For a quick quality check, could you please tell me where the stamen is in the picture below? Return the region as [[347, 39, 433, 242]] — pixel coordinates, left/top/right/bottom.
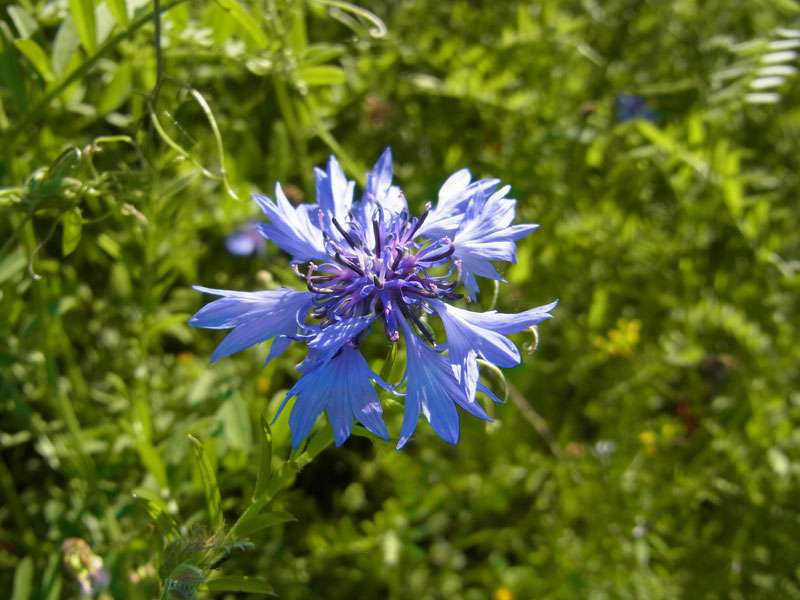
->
[[391, 247, 405, 271], [406, 202, 431, 240], [332, 217, 360, 249], [334, 252, 365, 276]]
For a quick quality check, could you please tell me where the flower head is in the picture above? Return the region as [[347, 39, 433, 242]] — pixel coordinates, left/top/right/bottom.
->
[[191, 149, 556, 448]]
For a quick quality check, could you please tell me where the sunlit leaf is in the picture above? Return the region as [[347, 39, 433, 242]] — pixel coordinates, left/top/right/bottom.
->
[[68, 0, 97, 54], [61, 207, 82, 256], [14, 39, 54, 82]]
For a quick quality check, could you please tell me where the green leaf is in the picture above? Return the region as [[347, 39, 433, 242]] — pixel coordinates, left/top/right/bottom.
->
[[219, 393, 253, 452], [230, 511, 296, 538], [69, 0, 97, 54], [40, 553, 62, 600], [132, 487, 179, 536], [0, 22, 29, 112], [51, 17, 80, 77], [11, 556, 33, 600], [13, 39, 54, 82], [295, 64, 347, 86], [253, 414, 272, 501], [6, 5, 38, 39], [97, 62, 132, 114], [106, 0, 128, 26], [61, 207, 83, 256], [214, 0, 268, 48], [203, 576, 275, 595], [303, 43, 345, 65], [189, 434, 223, 530], [0, 248, 26, 285]]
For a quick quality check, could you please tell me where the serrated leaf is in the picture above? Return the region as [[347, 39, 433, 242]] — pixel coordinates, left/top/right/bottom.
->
[[296, 64, 346, 86], [215, 0, 268, 48], [189, 434, 223, 530], [69, 0, 97, 54], [14, 39, 54, 82], [11, 556, 33, 600], [106, 0, 128, 26], [61, 207, 82, 256], [232, 511, 296, 538], [203, 576, 275, 595]]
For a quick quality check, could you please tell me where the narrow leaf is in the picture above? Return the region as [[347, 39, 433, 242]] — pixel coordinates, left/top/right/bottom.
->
[[68, 0, 97, 54], [132, 488, 179, 536], [215, 0, 268, 48], [106, 0, 128, 26], [231, 511, 296, 538], [51, 17, 80, 77], [11, 556, 33, 600], [61, 207, 83, 256], [203, 576, 275, 595], [253, 414, 273, 501], [296, 64, 346, 86], [6, 5, 38, 39], [0, 22, 29, 112], [97, 62, 131, 114], [14, 39, 54, 82], [189, 434, 223, 530]]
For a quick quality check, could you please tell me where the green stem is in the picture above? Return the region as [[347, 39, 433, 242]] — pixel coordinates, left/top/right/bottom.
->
[[273, 77, 313, 192]]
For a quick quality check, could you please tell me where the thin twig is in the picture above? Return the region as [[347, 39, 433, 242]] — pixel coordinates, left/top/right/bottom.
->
[[507, 381, 561, 457]]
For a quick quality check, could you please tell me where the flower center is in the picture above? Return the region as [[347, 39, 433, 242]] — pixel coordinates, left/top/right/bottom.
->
[[294, 205, 461, 341]]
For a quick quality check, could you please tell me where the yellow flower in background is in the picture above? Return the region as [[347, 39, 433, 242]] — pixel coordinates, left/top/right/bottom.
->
[[493, 585, 513, 600], [639, 430, 658, 455], [594, 318, 641, 357]]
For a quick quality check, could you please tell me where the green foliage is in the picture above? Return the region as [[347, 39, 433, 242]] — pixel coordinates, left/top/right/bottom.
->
[[1, 0, 799, 598]]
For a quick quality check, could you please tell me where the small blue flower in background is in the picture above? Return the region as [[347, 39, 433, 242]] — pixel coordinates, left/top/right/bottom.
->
[[225, 220, 266, 256], [615, 94, 658, 122], [191, 149, 557, 449]]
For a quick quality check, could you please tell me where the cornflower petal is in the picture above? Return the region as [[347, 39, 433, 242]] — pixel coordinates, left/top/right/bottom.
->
[[254, 184, 326, 261], [416, 172, 501, 239], [189, 287, 312, 362], [298, 314, 375, 372], [432, 300, 557, 405], [397, 314, 488, 448], [451, 186, 539, 299], [316, 155, 356, 237], [432, 300, 521, 368], [279, 345, 390, 448]]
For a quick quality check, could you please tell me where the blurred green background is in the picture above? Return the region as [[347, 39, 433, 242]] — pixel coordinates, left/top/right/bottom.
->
[[2, 0, 800, 598]]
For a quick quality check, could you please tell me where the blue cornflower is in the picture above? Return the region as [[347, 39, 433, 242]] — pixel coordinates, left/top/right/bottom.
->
[[190, 149, 557, 448], [615, 94, 658, 122], [225, 220, 266, 256]]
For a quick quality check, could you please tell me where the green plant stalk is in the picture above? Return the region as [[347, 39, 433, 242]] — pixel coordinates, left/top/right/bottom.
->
[[273, 76, 313, 193]]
